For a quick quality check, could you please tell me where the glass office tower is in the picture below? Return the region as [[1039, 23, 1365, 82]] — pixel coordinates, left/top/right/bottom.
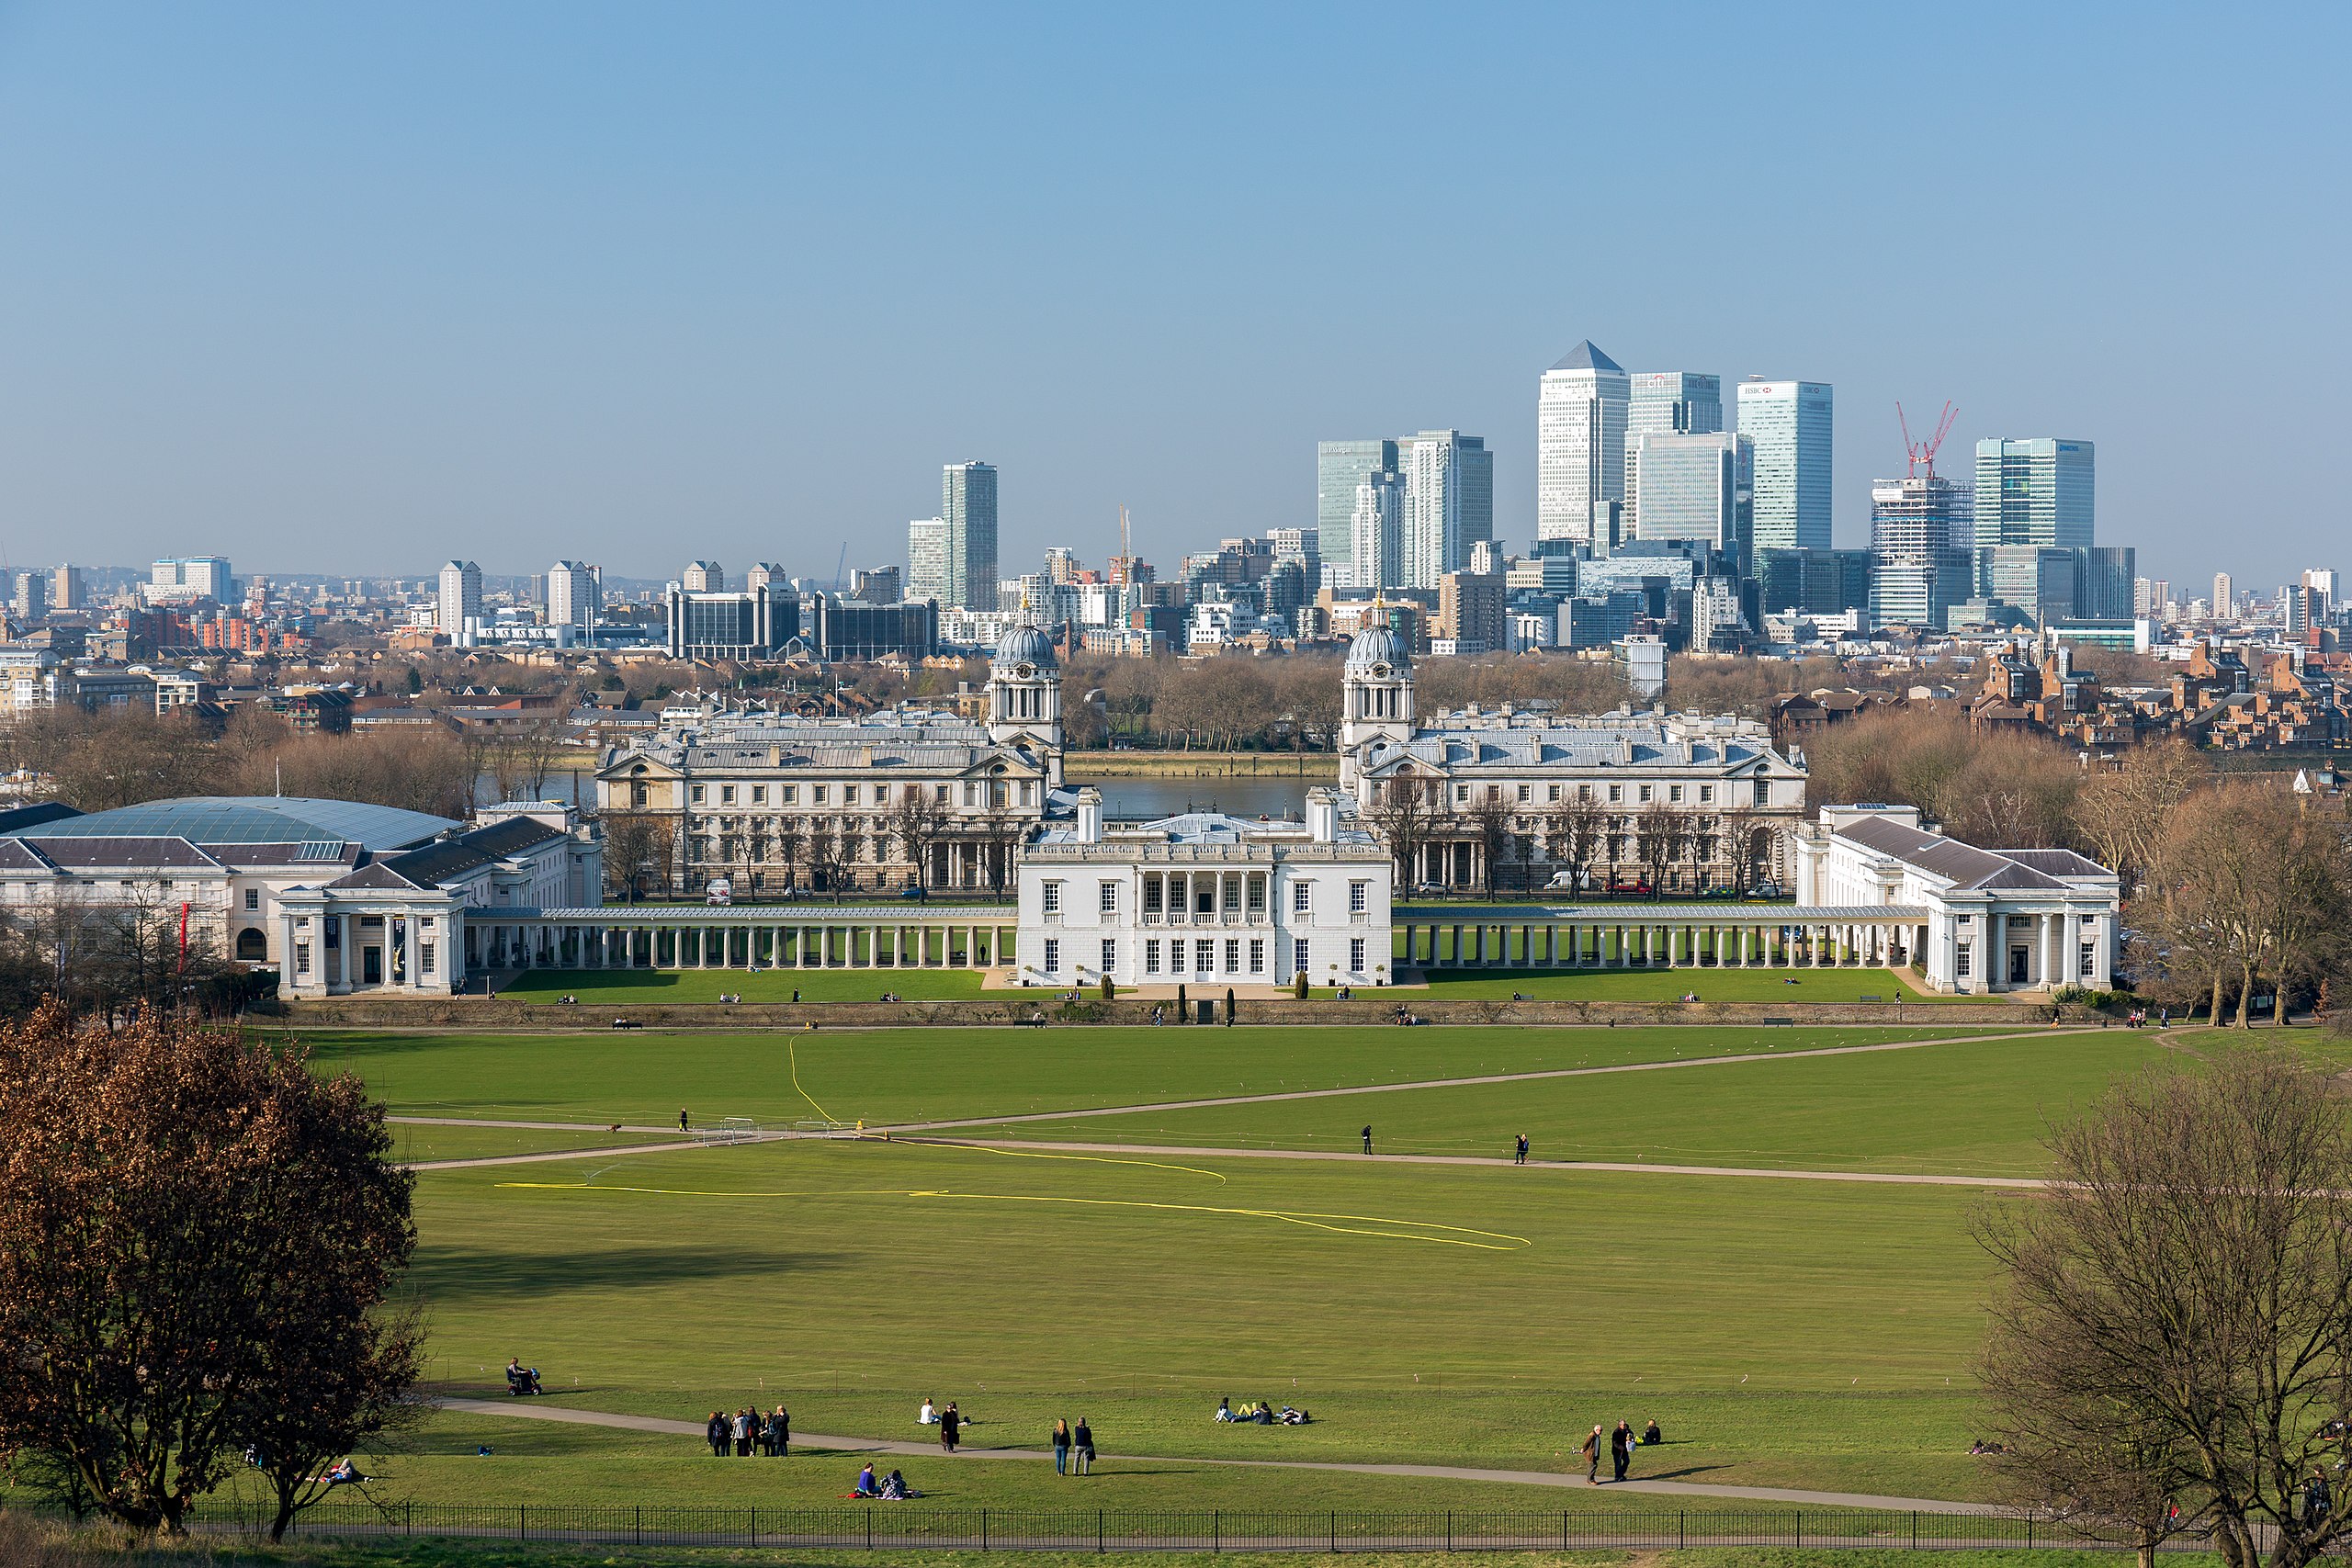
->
[[1629, 431, 1751, 573], [1537, 342, 1630, 544], [1736, 379, 1834, 553], [1973, 438, 2094, 550], [1624, 372, 1723, 535], [944, 461, 999, 611], [1317, 439, 1400, 582]]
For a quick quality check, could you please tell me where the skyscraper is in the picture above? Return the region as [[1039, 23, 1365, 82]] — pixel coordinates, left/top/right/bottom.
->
[[907, 518, 949, 602], [944, 460, 999, 611], [1736, 380, 1834, 552], [1624, 372, 1723, 535], [1401, 431, 1493, 589], [1537, 342, 1630, 544], [1869, 471, 1973, 629], [1317, 439, 1400, 577], [52, 564, 84, 611], [2212, 572, 2234, 617], [547, 561, 600, 631], [1628, 431, 1752, 572], [436, 560, 481, 644], [1972, 439, 2094, 550], [1350, 471, 1406, 591], [13, 571, 48, 623]]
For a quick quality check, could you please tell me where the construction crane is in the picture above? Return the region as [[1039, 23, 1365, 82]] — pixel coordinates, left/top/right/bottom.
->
[[1896, 400, 1958, 479], [834, 542, 847, 593]]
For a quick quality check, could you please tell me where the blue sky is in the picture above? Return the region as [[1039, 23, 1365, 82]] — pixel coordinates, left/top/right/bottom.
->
[[2, 1, 2343, 591]]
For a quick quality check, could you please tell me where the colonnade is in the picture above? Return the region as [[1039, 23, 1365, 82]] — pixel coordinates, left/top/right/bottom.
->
[[1403, 915, 1923, 972], [466, 911, 1018, 972]]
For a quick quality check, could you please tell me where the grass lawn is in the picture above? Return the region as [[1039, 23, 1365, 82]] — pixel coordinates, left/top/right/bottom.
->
[[952, 1029, 2190, 1179], [401, 1135, 2004, 1502], [300, 1024, 2029, 1132], [1401, 968, 1954, 1004], [394, 1123, 697, 1165], [500, 968, 991, 1004]]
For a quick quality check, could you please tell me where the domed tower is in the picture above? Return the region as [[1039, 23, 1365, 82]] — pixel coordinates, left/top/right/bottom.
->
[[987, 621, 1064, 782], [1340, 605, 1416, 789]]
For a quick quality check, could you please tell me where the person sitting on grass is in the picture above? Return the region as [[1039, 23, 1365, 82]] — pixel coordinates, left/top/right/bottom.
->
[[881, 1469, 919, 1499], [316, 1459, 367, 1488], [1643, 1418, 1662, 1446], [1215, 1397, 1234, 1422], [854, 1463, 880, 1496]]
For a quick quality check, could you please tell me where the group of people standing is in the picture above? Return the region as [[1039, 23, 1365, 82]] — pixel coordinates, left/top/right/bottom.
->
[[1580, 1418, 1663, 1483], [1049, 1417, 1098, 1474], [707, 1404, 789, 1457]]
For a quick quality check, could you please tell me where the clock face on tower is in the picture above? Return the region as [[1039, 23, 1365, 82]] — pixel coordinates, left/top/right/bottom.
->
[[1014, 663, 1035, 680], [1370, 663, 1391, 680]]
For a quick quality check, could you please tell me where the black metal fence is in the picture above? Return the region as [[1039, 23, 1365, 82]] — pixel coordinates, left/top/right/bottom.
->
[[195, 1500, 2231, 1554]]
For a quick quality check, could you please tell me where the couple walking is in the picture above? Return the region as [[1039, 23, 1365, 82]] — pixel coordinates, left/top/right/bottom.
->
[[1581, 1420, 1635, 1483], [1049, 1416, 1097, 1475]]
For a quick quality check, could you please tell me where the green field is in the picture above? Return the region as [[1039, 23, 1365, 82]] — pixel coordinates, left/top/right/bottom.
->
[[499, 967, 991, 1004], [1400, 967, 1953, 1003], [951, 1028, 2162, 1177], [300, 1024, 2030, 1132], [394, 1123, 696, 1165], [248, 1019, 2280, 1525]]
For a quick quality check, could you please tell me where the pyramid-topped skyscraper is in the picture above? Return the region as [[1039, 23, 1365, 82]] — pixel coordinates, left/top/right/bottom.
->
[[1538, 341, 1631, 544]]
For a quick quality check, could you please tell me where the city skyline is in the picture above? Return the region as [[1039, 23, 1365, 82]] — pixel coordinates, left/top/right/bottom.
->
[[2, 4, 2344, 586]]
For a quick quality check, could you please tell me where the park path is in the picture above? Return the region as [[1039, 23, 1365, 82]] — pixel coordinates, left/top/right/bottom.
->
[[883, 1025, 2106, 1134], [436, 1397, 1999, 1516], [914, 1136, 2049, 1190]]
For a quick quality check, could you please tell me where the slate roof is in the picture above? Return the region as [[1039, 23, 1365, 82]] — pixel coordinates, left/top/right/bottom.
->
[[375, 816, 565, 887], [21, 838, 229, 871], [1, 796, 454, 852], [1836, 815, 2077, 892], [1360, 725, 1779, 774], [1548, 340, 1623, 374], [0, 802, 82, 834]]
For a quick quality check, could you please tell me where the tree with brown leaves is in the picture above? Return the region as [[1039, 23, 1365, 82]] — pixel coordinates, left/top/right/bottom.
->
[[0, 1005, 421, 1539], [1977, 1051, 2352, 1568]]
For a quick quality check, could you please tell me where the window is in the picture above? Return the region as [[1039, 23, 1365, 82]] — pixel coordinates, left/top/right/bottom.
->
[[1698, 784, 1713, 804], [1349, 937, 1366, 971], [1349, 881, 1368, 914], [1752, 779, 1770, 806], [814, 785, 829, 805], [1668, 784, 1682, 803], [1608, 784, 1623, 803], [1516, 784, 1531, 803], [1294, 936, 1309, 973], [1224, 939, 1240, 973], [1638, 784, 1653, 803], [933, 784, 949, 802], [691, 785, 706, 804], [1194, 938, 1214, 972], [1248, 939, 1264, 975], [1246, 877, 1265, 913], [752, 785, 766, 805], [1194, 883, 1214, 915], [1547, 784, 1562, 803], [720, 785, 735, 805], [1099, 881, 1118, 913], [963, 782, 978, 807], [1145, 940, 1161, 975], [843, 784, 858, 805], [1957, 946, 1973, 978], [1578, 784, 1593, 802], [782, 784, 797, 805], [1145, 880, 1163, 913], [243, 888, 259, 911], [1454, 784, 1470, 804], [295, 942, 311, 977], [420, 942, 435, 976], [1021, 781, 1036, 806], [1292, 882, 1311, 914], [1044, 938, 1059, 973], [1102, 938, 1117, 975], [2079, 943, 2096, 978], [1041, 881, 1061, 914]]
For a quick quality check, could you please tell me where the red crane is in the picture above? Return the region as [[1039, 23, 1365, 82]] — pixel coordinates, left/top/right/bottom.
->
[[1896, 400, 1958, 479]]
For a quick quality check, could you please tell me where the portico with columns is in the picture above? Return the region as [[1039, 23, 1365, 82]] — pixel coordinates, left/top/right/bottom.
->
[[455, 905, 1018, 978]]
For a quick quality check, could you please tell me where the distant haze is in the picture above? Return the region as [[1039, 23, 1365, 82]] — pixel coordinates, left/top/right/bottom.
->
[[1, 3, 2343, 590]]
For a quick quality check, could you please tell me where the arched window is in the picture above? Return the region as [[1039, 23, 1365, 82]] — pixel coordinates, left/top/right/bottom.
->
[[235, 928, 268, 961]]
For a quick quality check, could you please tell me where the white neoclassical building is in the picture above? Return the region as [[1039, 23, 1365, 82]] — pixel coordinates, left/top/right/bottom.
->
[[1013, 787, 1395, 990], [1793, 805, 2119, 995]]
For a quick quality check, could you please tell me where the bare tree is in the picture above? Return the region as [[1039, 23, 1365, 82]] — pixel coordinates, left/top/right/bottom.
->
[[1634, 804, 1687, 893], [1365, 777, 1438, 890], [889, 787, 951, 893], [2074, 740, 2209, 894], [598, 812, 674, 902], [1544, 796, 1603, 895], [1466, 789, 1513, 897], [1977, 1051, 2352, 1568]]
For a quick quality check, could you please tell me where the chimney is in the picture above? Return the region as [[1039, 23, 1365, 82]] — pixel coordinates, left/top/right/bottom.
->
[[1306, 787, 1339, 844], [1076, 787, 1102, 845]]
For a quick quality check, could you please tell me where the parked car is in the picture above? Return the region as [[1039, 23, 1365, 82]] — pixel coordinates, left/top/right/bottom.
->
[[1413, 882, 1450, 897], [1544, 871, 1583, 890]]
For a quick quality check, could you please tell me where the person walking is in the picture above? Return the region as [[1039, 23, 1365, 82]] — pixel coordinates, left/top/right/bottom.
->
[[1073, 1416, 1095, 1475], [1052, 1418, 1072, 1474], [1580, 1424, 1602, 1484], [940, 1402, 961, 1452], [1362, 1124, 1374, 1155], [680, 1109, 691, 1132], [1611, 1419, 1632, 1483], [706, 1411, 729, 1458], [1514, 1134, 1529, 1165]]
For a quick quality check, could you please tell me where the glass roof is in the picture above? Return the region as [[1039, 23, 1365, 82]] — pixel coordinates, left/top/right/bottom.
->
[[6, 796, 457, 851]]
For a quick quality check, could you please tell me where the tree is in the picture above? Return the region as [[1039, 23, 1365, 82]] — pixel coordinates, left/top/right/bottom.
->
[[1465, 790, 1513, 897], [1545, 796, 1603, 894], [2073, 740, 2209, 894], [1977, 1051, 2352, 1568], [599, 811, 675, 900], [1634, 804, 1686, 892], [2144, 783, 2352, 1026], [1365, 776, 1437, 888], [0, 1004, 420, 1538], [890, 787, 951, 892]]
